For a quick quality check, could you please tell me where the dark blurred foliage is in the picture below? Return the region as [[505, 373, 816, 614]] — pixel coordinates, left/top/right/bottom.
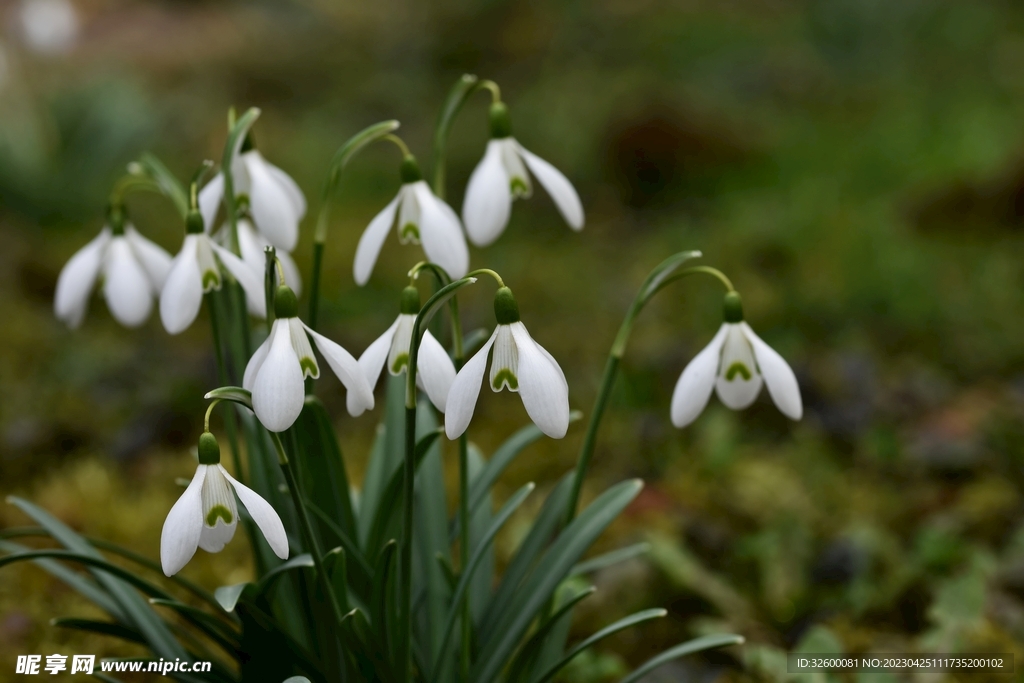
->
[[2, 0, 1024, 680]]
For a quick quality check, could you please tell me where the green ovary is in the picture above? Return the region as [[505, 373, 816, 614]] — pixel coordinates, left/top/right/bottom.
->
[[399, 223, 420, 243], [206, 505, 233, 526], [492, 369, 519, 391], [724, 362, 753, 381], [390, 353, 409, 374]]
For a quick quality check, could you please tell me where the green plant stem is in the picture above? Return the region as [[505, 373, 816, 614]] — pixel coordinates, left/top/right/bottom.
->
[[205, 292, 244, 483], [221, 108, 260, 254], [307, 242, 324, 330], [451, 300, 472, 682], [270, 432, 345, 629], [431, 75, 502, 200]]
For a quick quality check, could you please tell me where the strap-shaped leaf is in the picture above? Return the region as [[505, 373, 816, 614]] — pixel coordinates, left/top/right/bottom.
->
[[359, 375, 406, 546], [214, 583, 252, 613], [505, 582, 596, 683], [571, 543, 650, 576], [617, 634, 745, 683], [471, 479, 644, 683], [370, 541, 398, 682], [147, 599, 241, 657], [303, 498, 373, 589], [256, 553, 315, 594], [51, 617, 145, 645]]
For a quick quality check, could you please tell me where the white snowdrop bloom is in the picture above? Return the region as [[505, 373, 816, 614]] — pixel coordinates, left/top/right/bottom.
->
[[159, 211, 267, 335], [359, 287, 456, 413], [671, 292, 802, 428], [445, 287, 569, 440], [160, 433, 288, 576], [353, 155, 468, 285], [54, 220, 172, 329], [215, 218, 301, 295], [18, 0, 78, 55], [198, 143, 306, 253], [243, 286, 375, 432], [462, 102, 584, 247]]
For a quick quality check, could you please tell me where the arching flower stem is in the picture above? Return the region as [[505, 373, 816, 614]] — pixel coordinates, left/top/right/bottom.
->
[[565, 255, 734, 523], [431, 74, 502, 200]]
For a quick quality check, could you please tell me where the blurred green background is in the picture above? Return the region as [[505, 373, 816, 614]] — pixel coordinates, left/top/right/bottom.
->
[[3, 0, 1024, 680]]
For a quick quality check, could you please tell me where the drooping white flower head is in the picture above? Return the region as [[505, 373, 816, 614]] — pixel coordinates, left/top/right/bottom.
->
[[353, 154, 468, 285], [462, 102, 584, 247], [18, 0, 78, 55], [54, 215, 172, 329], [243, 285, 375, 432], [445, 286, 569, 439], [214, 217, 301, 295], [359, 286, 456, 413], [160, 432, 288, 576], [198, 140, 306, 253], [159, 210, 266, 335], [671, 292, 802, 428]]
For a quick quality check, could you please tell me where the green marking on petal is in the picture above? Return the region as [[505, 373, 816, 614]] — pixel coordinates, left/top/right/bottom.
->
[[202, 269, 221, 291], [399, 223, 420, 243], [491, 369, 519, 391], [206, 505, 233, 527], [299, 357, 319, 378], [390, 353, 409, 375], [724, 362, 752, 381], [510, 177, 529, 197]]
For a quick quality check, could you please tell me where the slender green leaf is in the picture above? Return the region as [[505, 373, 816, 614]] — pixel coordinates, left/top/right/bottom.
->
[[325, 547, 350, 613], [214, 584, 251, 613], [638, 250, 704, 304], [303, 498, 373, 587], [255, 553, 314, 594], [323, 120, 400, 194], [505, 582, 595, 683], [136, 152, 189, 218], [617, 634, 745, 683], [370, 540, 398, 682], [571, 543, 651, 576], [431, 73, 480, 197], [359, 375, 406, 547], [52, 618, 145, 645]]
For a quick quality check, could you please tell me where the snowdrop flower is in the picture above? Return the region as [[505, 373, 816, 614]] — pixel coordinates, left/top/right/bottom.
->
[[462, 102, 584, 247], [54, 213, 172, 329], [244, 286, 374, 432], [354, 155, 468, 285], [198, 138, 306, 252], [161, 432, 288, 576], [446, 286, 569, 439], [18, 0, 78, 55], [219, 217, 301, 295], [359, 286, 456, 412], [671, 292, 802, 428], [160, 210, 267, 334]]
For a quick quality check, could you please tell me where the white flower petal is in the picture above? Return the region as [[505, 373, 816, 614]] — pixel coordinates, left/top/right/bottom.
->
[[125, 226, 172, 291], [211, 242, 267, 319], [445, 328, 499, 439], [221, 465, 289, 560], [500, 138, 532, 198], [715, 324, 763, 410], [670, 324, 728, 428], [198, 465, 238, 553], [263, 159, 307, 219], [160, 235, 204, 335], [102, 237, 153, 327], [304, 324, 375, 417], [359, 317, 400, 391], [252, 319, 305, 432], [418, 329, 457, 413], [742, 322, 802, 420], [160, 465, 206, 576], [236, 219, 265, 274], [413, 182, 469, 279], [198, 173, 224, 233], [489, 324, 519, 392], [243, 335, 272, 392], [244, 151, 300, 252], [509, 322, 570, 438], [462, 140, 512, 247], [518, 143, 584, 231], [353, 194, 400, 286], [54, 228, 109, 329]]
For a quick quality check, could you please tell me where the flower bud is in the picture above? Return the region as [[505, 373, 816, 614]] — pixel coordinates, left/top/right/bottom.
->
[[489, 102, 512, 139], [198, 431, 221, 465], [723, 291, 744, 323], [400, 286, 421, 315], [399, 155, 422, 184], [185, 209, 205, 235], [275, 284, 298, 319], [493, 286, 520, 324]]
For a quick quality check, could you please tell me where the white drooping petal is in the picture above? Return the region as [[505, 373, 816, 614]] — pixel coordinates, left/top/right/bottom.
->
[[198, 464, 238, 553], [418, 329, 457, 413], [500, 138, 532, 198], [359, 317, 400, 390], [243, 335, 272, 392], [715, 324, 763, 410], [54, 228, 109, 329], [670, 324, 728, 428], [125, 226, 172, 291], [489, 324, 519, 392], [252, 319, 305, 432], [244, 151, 300, 252], [210, 242, 267, 319], [509, 322, 570, 439], [742, 322, 802, 420], [445, 328, 499, 439], [387, 314, 416, 375], [160, 465, 207, 576], [354, 194, 400, 286], [289, 317, 319, 379], [236, 219, 302, 295], [462, 139, 512, 247], [198, 173, 225, 233], [413, 182, 469, 280], [102, 236, 153, 328], [160, 235, 204, 335], [518, 143, 585, 231], [304, 324, 376, 418], [263, 160, 307, 219], [221, 465, 289, 560]]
